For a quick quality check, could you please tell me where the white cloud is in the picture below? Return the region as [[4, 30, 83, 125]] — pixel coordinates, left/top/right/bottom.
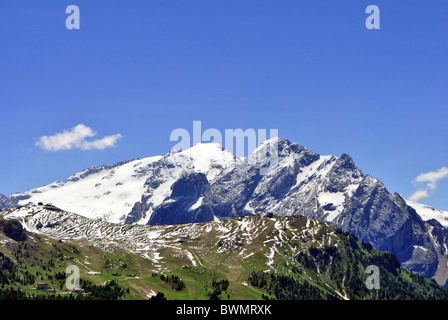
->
[[409, 167, 448, 203], [35, 124, 122, 151], [408, 189, 429, 202], [414, 167, 448, 190]]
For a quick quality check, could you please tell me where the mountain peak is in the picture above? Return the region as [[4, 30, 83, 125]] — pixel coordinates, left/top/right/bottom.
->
[[335, 153, 357, 170], [406, 200, 448, 227], [181, 142, 228, 156], [171, 142, 237, 175], [250, 137, 290, 155]]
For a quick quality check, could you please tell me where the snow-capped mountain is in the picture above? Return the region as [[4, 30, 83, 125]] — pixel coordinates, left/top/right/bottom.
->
[[406, 200, 448, 227], [9, 143, 236, 224], [9, 157, 161, 223], [2, 137, 448, 287]]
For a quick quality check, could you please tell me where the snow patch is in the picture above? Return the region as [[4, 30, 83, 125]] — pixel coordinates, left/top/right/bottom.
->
[[318, 191, 345, 222], [406, 200, 448, 227], [188, 197, 203, 212]]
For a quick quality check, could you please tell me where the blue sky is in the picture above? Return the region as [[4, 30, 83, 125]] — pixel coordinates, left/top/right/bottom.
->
[[1, 1, 448, 210]]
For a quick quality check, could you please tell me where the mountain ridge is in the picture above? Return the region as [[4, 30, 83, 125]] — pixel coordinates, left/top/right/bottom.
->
[[2, 138, 448, 287]]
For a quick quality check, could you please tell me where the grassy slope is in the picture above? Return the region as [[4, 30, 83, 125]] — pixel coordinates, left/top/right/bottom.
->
[[1, 214, 447, 300]]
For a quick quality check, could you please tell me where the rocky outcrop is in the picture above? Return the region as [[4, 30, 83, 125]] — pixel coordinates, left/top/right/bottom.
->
[[0, 194, 18, 211], [0, 219, 27, 241], [148, 172, 215, 225]]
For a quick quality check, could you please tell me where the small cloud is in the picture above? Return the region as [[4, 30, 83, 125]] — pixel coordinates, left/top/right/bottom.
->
[[409, 167, 448, 203], [409, 189, 429, 202], [35, 124, 122, 151], [414, 167, 448, 190]]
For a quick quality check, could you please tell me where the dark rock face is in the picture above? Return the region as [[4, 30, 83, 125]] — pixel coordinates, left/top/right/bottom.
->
[[325, 154, 361, 193], [422, 219, 448, 286], [148, 172, 215, 225], [209, 166, 263, 218], [124, 160, 167, 224], [149, 199, 215, 225], [337, 181, 438, 278], [125, 201, 148, 224], [0, 219, 27, 241], [170, 171, 208, 199], [337, 177, 409, 251]]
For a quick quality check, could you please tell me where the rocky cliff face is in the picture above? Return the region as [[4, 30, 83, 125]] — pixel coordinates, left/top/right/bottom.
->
[[147, 171, 215, 225], [0, 194, 18, 211]]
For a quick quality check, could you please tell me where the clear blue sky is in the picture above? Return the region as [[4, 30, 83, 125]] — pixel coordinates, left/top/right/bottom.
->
[[1, 1, 447, 210]]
